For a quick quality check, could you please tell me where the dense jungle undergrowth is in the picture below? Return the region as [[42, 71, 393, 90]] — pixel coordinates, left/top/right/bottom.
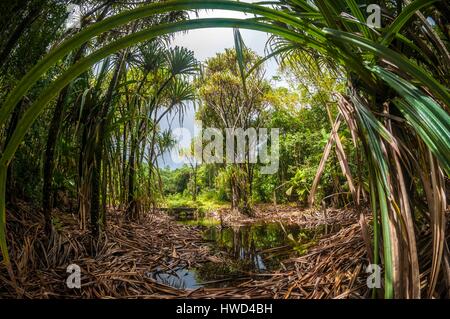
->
[[0, 0, 449, 299]]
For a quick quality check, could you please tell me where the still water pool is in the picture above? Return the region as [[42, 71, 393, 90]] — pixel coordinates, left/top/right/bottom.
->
[[151, 214, 326, 289]]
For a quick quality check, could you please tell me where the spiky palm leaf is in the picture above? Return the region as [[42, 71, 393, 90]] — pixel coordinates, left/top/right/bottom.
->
[[0, 0, 448, 299]]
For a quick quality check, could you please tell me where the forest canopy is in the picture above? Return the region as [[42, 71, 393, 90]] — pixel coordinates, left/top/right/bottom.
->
[[0, 0, 449, 300]]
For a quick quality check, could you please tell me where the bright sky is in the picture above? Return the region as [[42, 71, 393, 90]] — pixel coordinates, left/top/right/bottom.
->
[[171, 6, 279, 80], [66, 2, 284, 169], [160, 4, 286, 169]]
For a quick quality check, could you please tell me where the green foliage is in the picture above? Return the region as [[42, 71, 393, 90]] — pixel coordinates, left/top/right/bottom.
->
[[214, 168, 231, 202], [165, 192, 227, 213], [0, 0, 449, 299], [252, 171, 278, 203], [160, 166, 191, 195], [261, 81, 354, 205]]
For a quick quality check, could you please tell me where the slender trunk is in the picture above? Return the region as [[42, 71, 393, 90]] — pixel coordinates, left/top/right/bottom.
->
[[121, 125, 128, 207], [108, 162, 114, 209], [90, 53, 126, 237], [230, 172, 239, 211], [240, 164, 252, 216], [0, 3, 42, 70], [123, 72, 147, 213], [77, 125, 89, 231], [42, 86, 68, 234], [90, 148, 101, 237], [101, 159, 108, 229], [126, 138, 138, 220], [3, 99, 24, 204], [42, 45, 86, 235], [192, 165, 197, 201]]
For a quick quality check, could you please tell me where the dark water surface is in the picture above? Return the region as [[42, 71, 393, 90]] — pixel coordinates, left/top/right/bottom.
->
[[152, 212, 326, 289]]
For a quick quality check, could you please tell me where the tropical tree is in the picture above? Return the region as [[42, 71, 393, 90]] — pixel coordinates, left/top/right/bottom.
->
[[0, 0, 448, 299], [197, 48, 271, 215], [124, 43, 198, 219]]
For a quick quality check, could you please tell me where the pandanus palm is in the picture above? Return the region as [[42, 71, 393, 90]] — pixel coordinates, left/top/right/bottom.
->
[[0, 0, 449, 298], [124, 44, 198, 219]]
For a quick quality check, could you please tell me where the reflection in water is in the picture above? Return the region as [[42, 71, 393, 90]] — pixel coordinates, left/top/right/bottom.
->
[[147, 267, 201, 289], [151, 214, 328, 289], [203, 223, 307, 272]]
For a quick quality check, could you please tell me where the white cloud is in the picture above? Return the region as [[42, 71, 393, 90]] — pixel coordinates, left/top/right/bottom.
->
[[171, 6, 278, 78], [160, 3, 290, 169], [65, 4, 81, 30]]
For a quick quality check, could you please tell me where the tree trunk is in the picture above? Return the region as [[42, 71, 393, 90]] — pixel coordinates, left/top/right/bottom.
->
[[77, 125, 90, 231], [230, 172, 239, 211], [42, 86, 68, 235], [0, 2, 42, 71], [3, 99, 24, 204], [42, 45, 86, 236], [101, 158, 108, 229], [121, 124, 128, 208], [89, 53, 126, 236], [126, 138, 138, 220], [90, 146, 101, 238], [192, 164, 198, 201]]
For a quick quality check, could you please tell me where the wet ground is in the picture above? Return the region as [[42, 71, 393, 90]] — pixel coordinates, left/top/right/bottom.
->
[[150, 210, 330, 289]]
